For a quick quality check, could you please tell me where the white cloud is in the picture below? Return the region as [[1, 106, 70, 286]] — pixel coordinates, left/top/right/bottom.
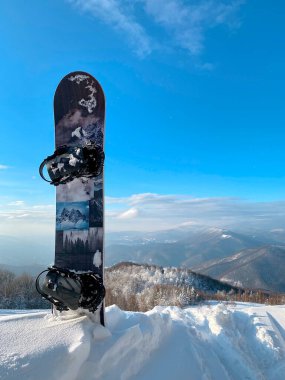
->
[[0, 201, 55, 241], [0, 164, 8, 170], [270, 228, 284, 233], [68, 0, 245, 58], [144, 0, 245, 55], [2, 192, 284, 233], [106, 192, 285, 232], [117, 207, 139, 219], [16, 214, 29, 218], [68, 0, 152, 57], [0, 202, 54, 223], [105, 196, 128, 204], [8, 200, 25, 207], [32, 204, 54, 210]]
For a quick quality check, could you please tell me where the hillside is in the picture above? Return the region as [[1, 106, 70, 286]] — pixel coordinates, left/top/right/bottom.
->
[[105, 227, 285, 293], [105, 262, 244, 311], [193, 246, 285, 292], [1, 303, 285, 379]]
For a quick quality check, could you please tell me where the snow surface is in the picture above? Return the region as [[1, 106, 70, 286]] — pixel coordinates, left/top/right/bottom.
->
[[1, 303, 285, 380]]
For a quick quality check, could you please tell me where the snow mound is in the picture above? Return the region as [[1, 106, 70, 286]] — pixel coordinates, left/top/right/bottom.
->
[[1, 303, 285, 380]]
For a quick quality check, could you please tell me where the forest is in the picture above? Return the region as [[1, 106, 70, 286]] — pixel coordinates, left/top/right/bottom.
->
[[1, 264, 285, 311]]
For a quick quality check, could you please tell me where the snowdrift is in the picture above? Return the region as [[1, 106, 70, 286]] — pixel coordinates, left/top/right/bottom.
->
[[1, 303, 285, 380]]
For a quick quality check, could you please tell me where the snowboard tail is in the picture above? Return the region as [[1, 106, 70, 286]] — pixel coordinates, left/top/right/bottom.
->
[[36, 72, 105, 325]]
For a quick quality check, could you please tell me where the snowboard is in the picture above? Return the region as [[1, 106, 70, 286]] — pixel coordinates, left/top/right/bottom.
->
[[38, 71, 105, 325]]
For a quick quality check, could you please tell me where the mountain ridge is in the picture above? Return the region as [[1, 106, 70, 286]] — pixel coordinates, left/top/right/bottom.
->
[[192, 245, 285, 292]]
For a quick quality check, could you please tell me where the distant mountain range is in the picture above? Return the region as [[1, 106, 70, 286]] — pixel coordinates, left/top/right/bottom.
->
[[192, 245, 285, 292], [0, 234, 53, 267], [1, 224, 285, 293], [105, 226, 285, 293], [105, 226, 274, 267]]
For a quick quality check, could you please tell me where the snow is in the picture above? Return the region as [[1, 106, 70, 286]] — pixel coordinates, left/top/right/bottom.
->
[[1, 303, 285, 380]]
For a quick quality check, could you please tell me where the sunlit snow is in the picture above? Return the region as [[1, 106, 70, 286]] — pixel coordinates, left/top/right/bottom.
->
[[1, 302, 285, 380]]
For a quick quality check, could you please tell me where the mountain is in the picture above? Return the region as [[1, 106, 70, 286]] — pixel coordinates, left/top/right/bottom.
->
[[105, 227, 285, 293], [105, 226, 266, 268], [106, 262, 241, 300], [2, 224, 285, 293], [104, 262, 282, 311], [0, 263, 46, 277], [0, 225, 279, 268], [0, 234, 53, 267], [192, 245, 285, 292]]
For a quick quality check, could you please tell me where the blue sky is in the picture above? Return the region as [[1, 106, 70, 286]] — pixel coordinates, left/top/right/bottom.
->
[[1, 0, 285, 241]]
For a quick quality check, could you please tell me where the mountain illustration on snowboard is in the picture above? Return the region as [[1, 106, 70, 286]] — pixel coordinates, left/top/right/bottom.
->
[[56, 201, 89, 230]]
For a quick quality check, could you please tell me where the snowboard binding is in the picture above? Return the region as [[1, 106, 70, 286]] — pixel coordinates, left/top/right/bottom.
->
[[39, 143, 105, 186], [35, 266, 105, 312]]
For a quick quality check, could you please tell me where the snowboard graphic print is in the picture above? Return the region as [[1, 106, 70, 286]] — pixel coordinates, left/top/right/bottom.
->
[[53, 72, 105, 324]]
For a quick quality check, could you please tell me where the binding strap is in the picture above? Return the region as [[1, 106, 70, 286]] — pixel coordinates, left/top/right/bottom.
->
[[39, 144, 104, 186], [35, 266, 105, 312]]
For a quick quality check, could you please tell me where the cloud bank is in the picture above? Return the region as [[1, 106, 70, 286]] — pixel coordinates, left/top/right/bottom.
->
[[106, 192, 285, 232], [2, 192, 283, 235], [0, 201, 55, 237]]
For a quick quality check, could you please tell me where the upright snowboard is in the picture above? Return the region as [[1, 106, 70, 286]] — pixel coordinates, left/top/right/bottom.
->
[[36, 72, 105, 325]]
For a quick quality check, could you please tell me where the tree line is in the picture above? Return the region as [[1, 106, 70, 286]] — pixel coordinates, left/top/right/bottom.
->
[[0, 269, 49, 309], [0, 267, 284, 311]]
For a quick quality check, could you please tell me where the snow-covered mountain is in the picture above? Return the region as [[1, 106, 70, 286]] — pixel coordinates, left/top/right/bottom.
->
[[193, 245, 285, 292], [1, 303, 285, 380], [107, 262, 238, 294], [105, 227, 285, 293], [105, 262, 243, 311], [2, 225, 285, 294], [106, 226, 277, 268]]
